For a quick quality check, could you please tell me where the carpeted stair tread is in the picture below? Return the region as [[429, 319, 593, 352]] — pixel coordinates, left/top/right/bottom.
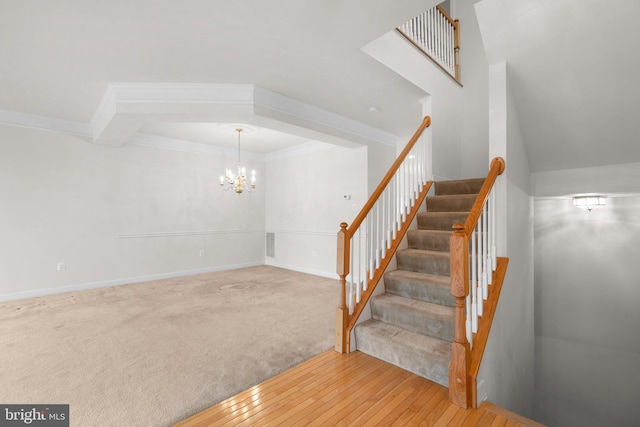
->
[[417, 212, 469, 231], [371, 294, 454, 341], [384, 270, 454, 307], [407, 229, 452, 252], [353, 177, 484, 388], [426, 194, 477, 212], [355, 319, 451, 387], [435, 178, 485, 196], [396, 248, 450, 276]]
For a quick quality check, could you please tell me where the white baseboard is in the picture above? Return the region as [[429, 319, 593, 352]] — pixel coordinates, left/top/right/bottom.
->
[[0, 262, 263, 302], [265, 260, 338, 280]]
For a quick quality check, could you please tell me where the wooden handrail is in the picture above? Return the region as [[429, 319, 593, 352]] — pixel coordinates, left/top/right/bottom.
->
[[345, 115, 431, 236], [436, 4, 456, 26], [459, 157, 505, 237], [449, 157, 505, 408], [335, 116, 432, 353], [470, 257, 508, 407]]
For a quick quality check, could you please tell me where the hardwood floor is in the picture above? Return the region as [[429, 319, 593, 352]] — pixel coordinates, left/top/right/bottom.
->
[[174, 350, 543, 426]]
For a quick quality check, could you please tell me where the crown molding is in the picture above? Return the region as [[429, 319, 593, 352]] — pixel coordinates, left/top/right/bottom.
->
[[0, 109, 92, 138], [253, 85, 398, 147], [1, 83, 400, 150]]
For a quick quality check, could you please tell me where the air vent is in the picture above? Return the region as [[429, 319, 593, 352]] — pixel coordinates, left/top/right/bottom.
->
[[266, 232, 275, 257]]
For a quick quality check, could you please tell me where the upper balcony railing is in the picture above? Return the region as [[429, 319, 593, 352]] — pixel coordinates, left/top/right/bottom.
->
[[397, 4, 460, 83]]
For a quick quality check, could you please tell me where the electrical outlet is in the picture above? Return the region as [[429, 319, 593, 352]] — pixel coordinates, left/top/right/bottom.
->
[[199, 250, 205, 257], [57, 262, 66, 271], [312, 250, 317, 258]]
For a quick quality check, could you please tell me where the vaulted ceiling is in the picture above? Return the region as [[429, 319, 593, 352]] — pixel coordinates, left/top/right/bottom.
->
[[476, 0, 640, 172], [0, 0, 435, 153], [2, 0, 639, 173]]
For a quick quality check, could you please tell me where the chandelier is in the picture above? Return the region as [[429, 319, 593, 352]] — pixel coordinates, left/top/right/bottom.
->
[[219, 128, 256, 193]]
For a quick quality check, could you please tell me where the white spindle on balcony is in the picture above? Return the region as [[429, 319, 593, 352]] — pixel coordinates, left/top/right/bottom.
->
[[398, 4, 460, 82]]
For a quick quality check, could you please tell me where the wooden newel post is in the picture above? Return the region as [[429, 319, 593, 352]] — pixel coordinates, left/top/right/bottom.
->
[[335, 222, 350, 353], [449, 222, 471, 408]]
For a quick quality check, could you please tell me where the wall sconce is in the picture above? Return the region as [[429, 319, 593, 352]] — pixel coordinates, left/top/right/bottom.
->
[[573, 195, 606, 211]]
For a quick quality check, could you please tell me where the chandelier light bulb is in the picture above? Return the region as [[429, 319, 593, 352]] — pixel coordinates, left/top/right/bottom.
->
[[219, 128, 256, 194]]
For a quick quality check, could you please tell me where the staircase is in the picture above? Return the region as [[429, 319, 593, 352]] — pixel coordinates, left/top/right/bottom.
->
[[354, 177, 485, 387]]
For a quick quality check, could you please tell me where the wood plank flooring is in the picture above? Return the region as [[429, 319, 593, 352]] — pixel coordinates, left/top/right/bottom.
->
[[174, 350, 544, 427]]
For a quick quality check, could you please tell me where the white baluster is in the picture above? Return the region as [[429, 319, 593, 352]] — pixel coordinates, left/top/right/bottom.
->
[[392, 176, 398, 236], [380, 193, 384, 258], [447, 22, 452, 72], [442, 14, 447, 66], [477, 212, 484, 317], [428, 9, 433, 57], [368, 215, 374, 280], [417, 137, 423, 187], [420, 13, 426, 49], [350, 236, 356, 304], [424, 11, 429, 49], [405, 159, 411, 215], [378, 200, 382, 266], [471, 228, 478, 333], [400, 162, 405, 216], [410, 150, 416, 204], [387, 188, 391, 241], [348, 274, 353, 313], [356, 227, 363, 294], [490, 189, 496, 271], [437, 14, 442, 64], [483, 203, 489, 299], [466, 294, 473, 348]]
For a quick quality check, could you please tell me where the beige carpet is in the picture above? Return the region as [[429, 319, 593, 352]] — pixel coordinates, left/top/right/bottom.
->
[[0, 266, 340, 426]]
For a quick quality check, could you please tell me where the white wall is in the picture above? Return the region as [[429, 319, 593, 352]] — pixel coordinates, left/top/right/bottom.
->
[[532, 161, 640, 198], [362, 0, 490, 181], [457, 0, 491, 179], [533, 195, 640, 426], [264, 142, 368, 277], [0, 125, 265, 300], [479, 61, 536, 417]]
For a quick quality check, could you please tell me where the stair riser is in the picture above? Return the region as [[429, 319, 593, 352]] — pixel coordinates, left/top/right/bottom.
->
[[384, 275, 455, 307], [397, 252, 450, 276], [371, 299, 454, 342], [355, 321, 450, 387], [435, 178, 485, 196], [407, 231, 450, 252], [426, 195, 477, 212], [417, 212, 469, 231]]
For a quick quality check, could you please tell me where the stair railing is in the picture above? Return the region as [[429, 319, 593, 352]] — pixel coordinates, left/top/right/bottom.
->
[[449, 157, 505, 408], [335, 116, 433, 353], [397, 4, 460, 83]]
